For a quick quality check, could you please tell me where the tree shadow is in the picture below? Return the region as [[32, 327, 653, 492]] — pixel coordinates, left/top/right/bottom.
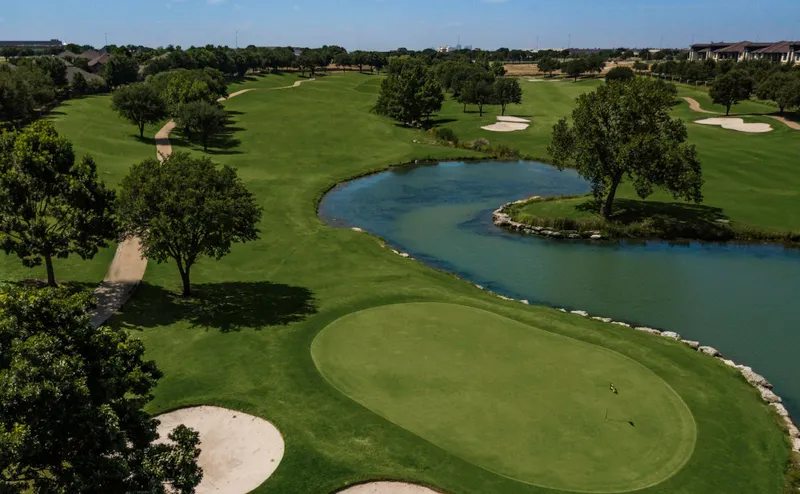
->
[[115, 281, 317, 333], [6, 279, 96, 294], [427, 118, 458, 126], [774, 111, 800, 124], [575, 198, 730, 234]]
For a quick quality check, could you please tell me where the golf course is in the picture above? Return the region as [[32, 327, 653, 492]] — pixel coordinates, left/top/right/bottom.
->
[[1, 72, 795, 493]]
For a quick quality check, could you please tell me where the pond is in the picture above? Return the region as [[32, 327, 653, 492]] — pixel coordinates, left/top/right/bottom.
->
[[319, 160, 800, 418]]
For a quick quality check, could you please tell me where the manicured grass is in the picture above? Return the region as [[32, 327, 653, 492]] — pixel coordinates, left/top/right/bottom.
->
[[2, 73, 790, 492], [438, 78, 800, 234], [0, 95, 158, 284], [312, 302, 696, 493], [108, 74, 787, 493]]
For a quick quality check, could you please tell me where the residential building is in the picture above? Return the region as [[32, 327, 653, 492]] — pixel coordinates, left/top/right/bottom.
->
[[0, 39, 63, 49], [689, 41, 800, 64], [436, 46, 451, 53]]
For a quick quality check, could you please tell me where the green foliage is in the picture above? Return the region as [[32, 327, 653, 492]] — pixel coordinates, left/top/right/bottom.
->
[[457, 72, 495, 116], [563, 59, 589, 81], [548, 77, 702, 218], [70, 71, 89, 96], [710, 70, 754, 115], [756, 72, 800, 112], [537, 57, 560, 77], [111, 82, 168, 138], [0, 286, 202, 494], [605, 66, 635, 82], [147, 68, 227, 115], [0, 121, 117, 286], [334, 52, 352, 72], [430, 126, 458, 144], [118, 152, 262, 296], [493, 77, 523, 116], [176, 100, 229, 151], [103, 55, 139, 88], [491, 61, 507, 77], [0, 66, 36, 126], [14, 56, 68, 88], [86, 77, 108, 95], [633, 61, 649, 73], [374, 57, 444, 126]]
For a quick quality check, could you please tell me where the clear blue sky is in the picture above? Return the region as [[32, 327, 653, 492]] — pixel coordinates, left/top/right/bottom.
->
[[3, 0, 799, 51]]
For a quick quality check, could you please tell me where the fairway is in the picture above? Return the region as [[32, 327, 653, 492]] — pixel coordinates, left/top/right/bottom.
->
[[312, 303, 696, 492]]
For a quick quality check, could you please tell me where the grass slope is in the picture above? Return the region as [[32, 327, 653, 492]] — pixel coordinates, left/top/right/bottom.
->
[[313, 302, 696, 493], [438, 79, 800, 235], [105, 73, 788, 493], [0, 96, 158, 284]]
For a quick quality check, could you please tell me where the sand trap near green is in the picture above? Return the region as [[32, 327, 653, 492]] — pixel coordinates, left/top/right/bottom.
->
[[312, 303, 696, 493]]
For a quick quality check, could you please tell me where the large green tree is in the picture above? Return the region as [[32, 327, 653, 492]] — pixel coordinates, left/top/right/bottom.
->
[[605, 66, 635, 82], [0, 122, 117, 286], [374, 57, 444, 126], [118, 152, 262, 297], [710, 70, 754, 115], [756, 72, 800, 113], [457, 72, 495, 116], [493, 77, 523, 116], [103, 55, 139, 88], [0, 286, 202, 494], [111, 82, 168, 138], [548, 77, 703, 218], [537, 57, 560, 77], [563, 59, 589, 81], [176, 100, 228, 151]]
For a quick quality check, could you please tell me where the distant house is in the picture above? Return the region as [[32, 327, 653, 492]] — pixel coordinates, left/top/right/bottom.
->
[[78, 50, 104, 61], [0, 39, 63, 49], [87, 53, 111, 73], [58, 50, 79, 59], [689, 41, 800, 64]]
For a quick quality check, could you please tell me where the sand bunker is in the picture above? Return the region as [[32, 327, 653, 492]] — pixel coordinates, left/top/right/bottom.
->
[[695, 117, 773, 133], [156, 406, 284, 494], [336, 482, 442, 494], [482, 115, 530, 132]]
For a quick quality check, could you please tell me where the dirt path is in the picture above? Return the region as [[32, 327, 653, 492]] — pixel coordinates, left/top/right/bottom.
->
[[683, 96, 799, 130], [91, 78, 316, 327], [217, 78, 315, 102], [682, 97, 718, 114]]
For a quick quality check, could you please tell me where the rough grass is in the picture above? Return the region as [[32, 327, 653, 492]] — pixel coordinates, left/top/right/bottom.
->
[[1, 73, 791, 493]]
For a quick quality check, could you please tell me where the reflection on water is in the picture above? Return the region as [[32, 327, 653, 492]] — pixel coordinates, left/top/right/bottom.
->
[[319, 160, 800, 418]]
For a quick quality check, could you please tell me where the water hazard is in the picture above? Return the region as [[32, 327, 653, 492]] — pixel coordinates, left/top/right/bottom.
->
[[319, 160, 800, 417]]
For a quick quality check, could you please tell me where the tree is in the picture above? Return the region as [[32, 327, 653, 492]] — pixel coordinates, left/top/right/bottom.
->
[[493, 77, 523, 116], [756, 72, 799, 112], [563, 59, 588, 81], [0, 66, 35, 126], [491, 61, 507, 77], [458, 73, 495, 116], [70, 71, 89, 96], [0, 286, 202, 493], [334, 52, 352, 73], [103, 55, 139, 87], [111, 82, 168, 138], [374, 57, 444, 126], [633, 61, 649, 73], [710, 70, 755, 115], [0, 122, 117, 287], [605, 66, 635, 82], [118, 152, 262, 297], [351, 50, 368, 73], [538, 57, 560, 77], [548, 77, 702, 218], [176, 100, 228, 152]]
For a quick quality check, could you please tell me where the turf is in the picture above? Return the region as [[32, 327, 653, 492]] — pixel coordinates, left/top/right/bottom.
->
[[312, 302, 696, 493], [0, 96, 158, 284], [2, 73, 790, 493]]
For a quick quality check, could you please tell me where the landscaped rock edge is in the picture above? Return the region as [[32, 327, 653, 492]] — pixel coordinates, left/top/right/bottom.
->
[[492, 199, 607, 240], [348, 226, 800, 455]]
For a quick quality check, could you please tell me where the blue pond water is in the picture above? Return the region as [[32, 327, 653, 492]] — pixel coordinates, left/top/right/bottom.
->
[[319, 160, 800, 418]]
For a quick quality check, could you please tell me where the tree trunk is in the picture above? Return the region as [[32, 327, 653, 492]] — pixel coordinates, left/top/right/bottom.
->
[[463, 102, 467, 113], [726, 103, 731, 116], [177, 262, 192, 297], [478, 103, 483, 116], [600, 178, 621, 219], [139, 122, 145, 138], [501, 104, 507, 116], [45, 253, 56, 287]]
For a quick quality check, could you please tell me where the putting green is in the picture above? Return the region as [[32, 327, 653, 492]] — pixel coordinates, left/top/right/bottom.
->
[[312, 303, 696, 493]]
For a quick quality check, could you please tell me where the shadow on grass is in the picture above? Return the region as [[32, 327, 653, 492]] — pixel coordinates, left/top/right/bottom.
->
[[575, 198, 729, 230], [4, 279, 96, 293], [116, 281, 317, 333]]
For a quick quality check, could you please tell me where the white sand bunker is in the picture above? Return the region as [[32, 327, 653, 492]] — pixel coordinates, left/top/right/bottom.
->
[[695, 117, 773, 133], [156, 406, 284, 494], [336, 481, 443, 494], [482, 115, 530, 132]]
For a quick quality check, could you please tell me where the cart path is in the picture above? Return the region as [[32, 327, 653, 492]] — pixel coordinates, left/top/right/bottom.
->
[[91, 77, 317, 327]]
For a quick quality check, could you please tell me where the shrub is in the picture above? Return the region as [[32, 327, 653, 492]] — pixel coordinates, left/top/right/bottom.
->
[[471, 138, 490, 152], [86, 77, 108, 94], [430, 127, 459, 144]]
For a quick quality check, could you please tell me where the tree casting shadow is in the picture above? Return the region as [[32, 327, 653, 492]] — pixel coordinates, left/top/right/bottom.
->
[[576, 198, 729, 229], [115, 281, 317, 333]]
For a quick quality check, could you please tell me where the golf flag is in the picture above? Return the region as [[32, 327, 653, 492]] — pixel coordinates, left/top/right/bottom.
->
[[609, 383, 618, 395]]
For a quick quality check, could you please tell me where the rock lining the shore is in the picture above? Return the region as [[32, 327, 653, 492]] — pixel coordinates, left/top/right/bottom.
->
[[493, 202, 606, 241]]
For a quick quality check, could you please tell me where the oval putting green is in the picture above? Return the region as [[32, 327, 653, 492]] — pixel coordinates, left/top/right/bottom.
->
[[312, 303, 696, 493]]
